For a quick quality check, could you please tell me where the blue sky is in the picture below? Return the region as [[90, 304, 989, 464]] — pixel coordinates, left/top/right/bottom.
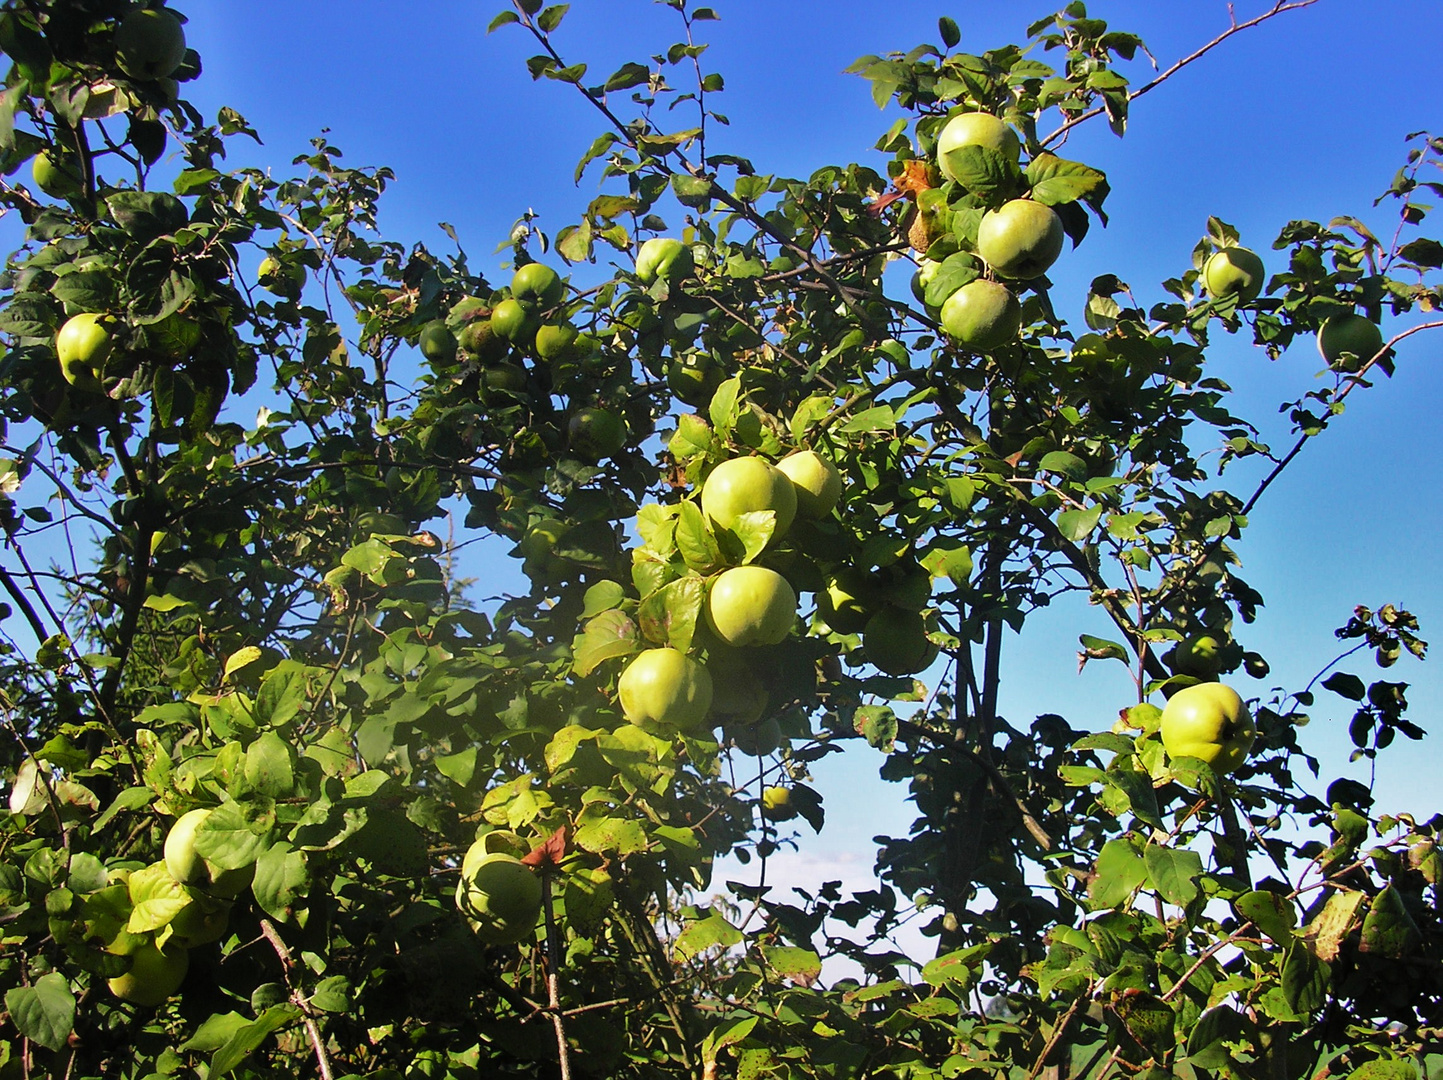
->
[[17, 3, 1443, 913]]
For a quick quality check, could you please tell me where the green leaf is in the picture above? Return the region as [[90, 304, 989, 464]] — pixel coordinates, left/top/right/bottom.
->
[[1234, 890, 1297, 943], [1143, 845, 1203, 907], [210, 1004, 302, 1076], [574, 815, 649, 855], [488, 10, 521, 32], [537, 4, 569, 32], [1322, 671, 1366, 701], [1359, 884, 1422, 958], [924, 252, 981, 308], [252, 841, 308, 922], [564, 868, 614, 935], [243, 731, 295, 798], [938, 16, 961, 48], [572, 609, 640, 677], [1186, 1005, 1244, 1070], [582, 580, 628, 618], [1089, 837, 1147, 909], [921, 540, 972, 585], [637, 574, 705, 652], [760, 945, 822, 986], [674, 911, 742, 961], [309, 975, 351, 1013], [939, 144, 1023, 201], [669, 413, 714, 462], [853, 704, 897, 750], [5, 973, 75, 1052], [1079, 634, 1128, 662], [49, 269, 115, 311], [193, 798, 275, 870], [126, 861, 189, 932], [604, 62, 651, 92], [674, 502, 720, 572], [1281, 941, 1328, 1015], [1057, 504, 1102, 541], [1348, 1061, 1418, 1080], [1039, 450, 1087, 482], [726, 510, 776, 565]]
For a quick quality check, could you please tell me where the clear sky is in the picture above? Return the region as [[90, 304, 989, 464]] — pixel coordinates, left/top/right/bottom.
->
[[18, 2, 1443, 940]]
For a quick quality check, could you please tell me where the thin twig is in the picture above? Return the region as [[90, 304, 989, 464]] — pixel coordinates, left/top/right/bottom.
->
[[541, 875, 573, 1080]]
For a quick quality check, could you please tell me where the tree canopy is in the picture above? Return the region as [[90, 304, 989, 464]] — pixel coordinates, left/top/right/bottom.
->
[[0, 2, 1440, 1079]]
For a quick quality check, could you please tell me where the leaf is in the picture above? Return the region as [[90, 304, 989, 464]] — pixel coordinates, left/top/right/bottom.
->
[[1079, 634, 1128, 662], [5, 973, 75, 1052], [1305, 889, 1365, 961], [193, 798, 275, 870], [1348, 1061, 1419, 1080], [1322, 671, 1366, 701], [1281, 941, 1328, 1015], [924, 252, 981, 308], [1359, 884, 1422, 958], [1039, 450, 1087, 482], [853, 704, 897, 750], [488, 10, 520, 32], [572, 609, 640, 677], [537, 4, 569, 32], [1186, 1005, 1244, 1070], [210, 1004, 301, 1076], [604, 62, 651, 92], [921, 540, 972, 585], [673, 911, 742, 961], [1057, 505, 1103, 541], [243, 731, 294, 798], [669, 413, 714, 462], [563, 868, 614, 935], [574, 816, 649, 855], [251, 842, 308, 922], [1089, 838, 1147, 909], [1143, 845, 1203, 907], [760, 945, 822, 987], [938, 16, 961, 48], [1235, 890, 1297, 943], [581, 580, 628, 618], [309, 976, 351, 1014], [1026, 154, 1109, 209], [126, 861, 190, 932], [49, 270, 115, 311], [637, 574, 705, 652], [939, 144, 1023, 201], [674, 501, 720, 572]]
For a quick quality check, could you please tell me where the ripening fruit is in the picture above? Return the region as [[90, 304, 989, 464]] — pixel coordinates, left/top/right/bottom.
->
[[762, 785, 798, 820], [818, 568, 878, 635], [863, 607, 935, 676], [568, 407, 627, 461], [1201, 247, 1266, 302], [706, 565, 798, 647], [1159, 682, 1256, 775], [975, 200, 1065, 280], [107, 939, 189, 1006], [490, 298, 539, 343], [937, 112, 1021, 181], [164, 808, 254, 899], [618, 647, 713, 729], [114, 7, 187, 81], [700, 457, 797, 540], [635, 237, 695, 286], [939, 279, 1022, 351], [418, 320, 457, 364], [56, 312, 115, 389], [776, 450, 843, 519], [534, 321, 580, 362], [32, 150, 83, 199], [1167, 633, 1226, 679], [1317, 313, 1384, 372], [456, 844, 543, 945], [511, 263, 564, 309]]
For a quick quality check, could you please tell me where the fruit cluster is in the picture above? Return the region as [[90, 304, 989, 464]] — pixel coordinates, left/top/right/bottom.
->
[[95, 808, 255, 1006]]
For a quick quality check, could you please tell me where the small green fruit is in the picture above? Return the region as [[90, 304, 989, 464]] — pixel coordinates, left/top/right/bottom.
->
[[937, 112, 1020, 181], [56, 312, 115, 389], [568, 407, 627, 461], [635, 237, 695, 286], [418, 320, 457, 364], [818, 569, 878, 635], [534, 321, 580, 362], [618, 647, 713, 729], [1317, 313, 1384, 372], [776, 450, 843, 520], [458, 317, 509, 362], [706, 566, 798, 647], [32, 150, 84, 199], [939, 279, 1022, 351], [911, 260, 941, 307], [976, 200, 1065, 280], [700, 457, 797, 540], [114, 7, 187, 81], [863, 607, 935, 676], [107, 939, 189, 1006], [1168, 633, 1225, 678], [1202, 247, 1266, 302], [666, 354, 723, 407], [456, 845, 543, 945], [1160, 682, 1255, 775], [491, 298, 540, 343], [511, 263, 564, 309]]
